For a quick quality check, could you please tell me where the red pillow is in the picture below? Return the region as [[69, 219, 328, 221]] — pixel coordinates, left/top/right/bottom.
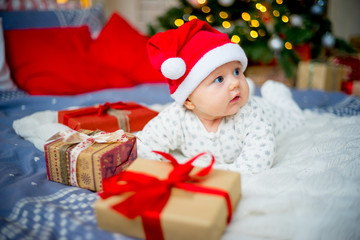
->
[[5, 26, 137, 95], [90, 13, 165, 84]]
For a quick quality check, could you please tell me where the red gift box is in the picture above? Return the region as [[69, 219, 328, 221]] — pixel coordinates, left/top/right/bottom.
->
[[58, 102, 158, 132]]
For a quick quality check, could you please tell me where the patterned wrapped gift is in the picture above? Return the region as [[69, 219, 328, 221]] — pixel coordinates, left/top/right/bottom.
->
[[296, 61, 350, 91], [94, 152, 241, 240], [44, 129, 137, 192], [58, 101, 158, 133]]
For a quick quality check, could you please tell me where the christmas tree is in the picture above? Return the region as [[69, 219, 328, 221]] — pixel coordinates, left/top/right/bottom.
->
[[147, 0, 354, 81]]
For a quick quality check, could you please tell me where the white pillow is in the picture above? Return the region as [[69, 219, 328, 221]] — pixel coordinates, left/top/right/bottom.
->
[[0, 18, 17, 90]]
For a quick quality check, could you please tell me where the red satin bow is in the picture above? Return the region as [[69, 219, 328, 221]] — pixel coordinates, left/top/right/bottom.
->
[[99, 151, 233, 240], [63, 101, 142, 125]]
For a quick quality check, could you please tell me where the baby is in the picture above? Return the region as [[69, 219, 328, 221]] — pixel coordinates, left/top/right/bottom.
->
[[137, 19, 304, 174]]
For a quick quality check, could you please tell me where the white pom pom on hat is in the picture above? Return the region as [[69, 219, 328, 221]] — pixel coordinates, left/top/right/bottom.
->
[[161, 57, 186, 80]]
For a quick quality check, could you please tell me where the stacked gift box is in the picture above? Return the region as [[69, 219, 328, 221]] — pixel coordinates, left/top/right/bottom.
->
[[47, 101, 158, 191]]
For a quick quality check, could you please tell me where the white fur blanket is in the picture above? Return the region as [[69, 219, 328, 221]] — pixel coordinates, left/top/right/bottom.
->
[[225, 111, 360, 240]]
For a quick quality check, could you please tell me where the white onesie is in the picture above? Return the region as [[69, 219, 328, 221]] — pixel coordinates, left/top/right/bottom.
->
[[136, 80, 304, 174]]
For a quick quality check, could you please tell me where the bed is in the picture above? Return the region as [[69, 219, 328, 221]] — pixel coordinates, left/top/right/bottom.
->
[[1, 84, 360, 240], [1, 5, 360, 240]]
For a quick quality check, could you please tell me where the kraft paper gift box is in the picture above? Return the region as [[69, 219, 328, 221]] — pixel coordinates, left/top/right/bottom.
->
[[296, 61, 350, 91], [58, 101, 158, 133], [245, 65, 290, 86], [44, 129, 137, 192], [94, 153, 241, 240]]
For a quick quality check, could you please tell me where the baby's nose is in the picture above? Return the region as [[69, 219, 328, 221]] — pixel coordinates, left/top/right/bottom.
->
[[229, 77, 240, 91]]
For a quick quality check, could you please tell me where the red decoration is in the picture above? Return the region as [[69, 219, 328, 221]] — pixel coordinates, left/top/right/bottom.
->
[[90, 13, 165, 84], [332, 56, 360, 81], [4, 13, 166, 95], [4, 26, 139, 95], [294, 43, 312, 61]]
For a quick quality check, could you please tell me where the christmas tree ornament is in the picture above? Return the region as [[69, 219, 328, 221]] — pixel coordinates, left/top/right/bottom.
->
[[311, 3, 324, 15], [218, 0, 235, 7], [290, 14, 303, 27], [269, 36, 284, 52], [322, 32, 335, 48], [183, 14, 191, 22], [187, 0, 203, 8]]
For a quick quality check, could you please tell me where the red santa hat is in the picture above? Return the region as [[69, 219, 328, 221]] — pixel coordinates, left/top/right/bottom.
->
[[147, 19, 248, 105]]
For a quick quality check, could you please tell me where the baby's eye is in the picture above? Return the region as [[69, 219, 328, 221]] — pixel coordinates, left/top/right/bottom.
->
[[214, 76, 224, 84], [233, 68, 241, 76]]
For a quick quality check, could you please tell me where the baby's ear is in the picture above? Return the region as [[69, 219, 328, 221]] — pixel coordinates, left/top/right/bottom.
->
[[184, 99, 195, 110]]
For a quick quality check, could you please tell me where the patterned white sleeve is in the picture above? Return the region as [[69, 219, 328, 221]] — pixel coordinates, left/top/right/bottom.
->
[[217, 98, 275, 174], [236, 98, 275, 173], [136, 103, 183, 160]]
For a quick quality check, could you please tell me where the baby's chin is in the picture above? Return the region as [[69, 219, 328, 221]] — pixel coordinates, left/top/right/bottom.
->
[[221, 108, 241, 118], [227, 101, 246, 115]]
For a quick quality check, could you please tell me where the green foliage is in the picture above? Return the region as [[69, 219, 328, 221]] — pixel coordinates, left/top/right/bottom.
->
[[242, 38, 273, 64]]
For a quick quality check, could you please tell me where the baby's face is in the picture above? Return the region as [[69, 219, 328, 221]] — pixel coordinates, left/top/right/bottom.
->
[[186, 61, 249, 120]]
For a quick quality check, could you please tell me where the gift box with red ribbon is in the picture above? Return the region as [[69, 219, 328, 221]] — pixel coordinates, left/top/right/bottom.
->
[[94, 152, 241, 240], [58, 101, 158, 133], [296, 61, 350, 91], [44, 129, 137, 192]]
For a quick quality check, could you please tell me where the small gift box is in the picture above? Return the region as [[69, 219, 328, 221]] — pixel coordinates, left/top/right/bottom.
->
[[44, 129, 137, 192], [94, 152, 241, 240], [296, 61, 350, 91], [244, 65, 290, 86], [58, 101, 158, 133]]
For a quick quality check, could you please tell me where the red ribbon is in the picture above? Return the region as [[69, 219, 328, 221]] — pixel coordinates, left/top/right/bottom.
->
[[63, 101, 143, 125], [341, 81, 354, 95], [99, 151, 233, 240]]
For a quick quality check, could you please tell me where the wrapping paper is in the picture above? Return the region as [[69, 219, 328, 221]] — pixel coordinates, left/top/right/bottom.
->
[[58, 102, 158, 132], [296, 61, 350, 91], [44, 130, 137, 192]]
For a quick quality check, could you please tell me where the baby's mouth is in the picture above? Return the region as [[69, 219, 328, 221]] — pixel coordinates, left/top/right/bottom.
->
[[230, 94, 240, 103]]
